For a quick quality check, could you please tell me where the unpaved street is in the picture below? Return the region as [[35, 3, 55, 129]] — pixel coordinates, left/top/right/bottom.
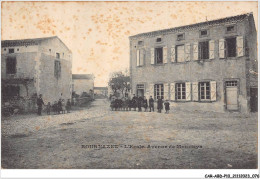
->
[[1, 99, 257, 169]]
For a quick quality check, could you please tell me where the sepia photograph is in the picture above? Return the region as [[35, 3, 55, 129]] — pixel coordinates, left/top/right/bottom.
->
[[1, 0, 259, 177]]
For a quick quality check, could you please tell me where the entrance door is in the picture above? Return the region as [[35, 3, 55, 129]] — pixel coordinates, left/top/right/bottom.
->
[[250, 88, 258, 112], [226, 81, 238, 111], [136, 84, 144, 97]]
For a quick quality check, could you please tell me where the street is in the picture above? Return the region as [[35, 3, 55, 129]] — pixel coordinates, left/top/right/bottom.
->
[[1, 99, 258, 169]]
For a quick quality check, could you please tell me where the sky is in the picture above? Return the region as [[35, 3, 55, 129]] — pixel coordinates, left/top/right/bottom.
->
[[1, 1, 258, 87]]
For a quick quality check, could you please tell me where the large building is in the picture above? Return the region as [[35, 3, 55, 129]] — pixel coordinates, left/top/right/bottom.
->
[[129, 13, 257, 113], [1, 36, 72, 111], [72, 74, 94, 96]]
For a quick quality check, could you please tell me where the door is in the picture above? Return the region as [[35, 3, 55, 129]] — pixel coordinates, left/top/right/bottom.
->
[[250, 88, 258, 112], [136, 84, 144, 97], [226, 81, 238, 111]]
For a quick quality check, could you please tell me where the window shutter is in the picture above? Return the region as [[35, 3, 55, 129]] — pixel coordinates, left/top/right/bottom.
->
[[185, 43, 191, 61], [170, 83, 175, 101], [236, 36, 244, 57], [193, 42, 198, 61], [136, 49, 140, 66], [150, 48, 155, 64], [185, 82, 191, 101], [149, 84, 154, 99], [163, 47, 168, 64], [210, 81, 217, 101], [192, 82, 198, 101], [219, 39, 225, 58], [140, 49, 145, 66], [164, 83, 169, 100], [209, 40, 215, 59], [171, 46, 176, 62]]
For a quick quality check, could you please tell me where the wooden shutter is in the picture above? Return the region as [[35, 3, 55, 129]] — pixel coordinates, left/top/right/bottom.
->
[[170, 83, 175, 101], [185, 43, 191, 61], [163, 47, 168, 64], [236, 36, 244, 57], [136, 49, 140, 66], [192, 82, 199, 101], [149, 84, 154, 99], [219, 39, 225, 58], [171, 46, 176, 62], [210, 81, 217, 101], [209, 40, 215, 59], [150, 48, 155, 64], [185, 82, 191, 101], [164, 83, 169, 100], [193, 42, 198, 61], [140, 49, 145, 66]]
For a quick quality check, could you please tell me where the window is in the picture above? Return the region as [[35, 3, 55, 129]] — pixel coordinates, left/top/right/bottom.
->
[[49, 49, 51, 52], [154, 84, 164, 100], [156, 38, 162, 42], [54, 60, 61, 79], [177, 34, 184, 41], [199, 82, 210, 100], [17, 48, 19, 51], [3, 85, 20, 100], [9, 49, 14, 53], [227, 26, 235, 33], [137, 84, 144, 89], [226, 37, 236, 57], [4, 48, 6, 51], [176, 83, 186, 100], [138, 41, 144, 45], [226, 81, 237, 87], [56, 53, 60, 59], [6, 57, 16, 74], [200, 30, 208, 37], [199, 41, 209, 60], [176, 45, 185, 62], [155, 47, 163, 64]]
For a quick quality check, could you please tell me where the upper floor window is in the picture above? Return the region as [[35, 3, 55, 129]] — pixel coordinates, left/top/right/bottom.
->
[[138, 41, 144, 45], [155, 47, 163, 64], [176, 45, 185, 62], [56, 53, 60, 59], [54, 60, 61, 79], [6, 57, 16, 74], [226, 25, 235, 33], [177, 34, 185, 41], [4, 48, 6, 51], [226, 37, 236, 57], [156, 38, 162, 42], [199, 41, 209, 60], [9, 48, 14, 54], [200, 30, 209, 37]]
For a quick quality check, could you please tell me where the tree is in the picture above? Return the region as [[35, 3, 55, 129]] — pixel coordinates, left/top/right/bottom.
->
[[108, 70, 130, 98]]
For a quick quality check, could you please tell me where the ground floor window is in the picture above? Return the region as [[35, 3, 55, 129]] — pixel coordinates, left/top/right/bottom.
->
[[2, 85, 20, 100], [136, 84, 144, 97], [176, 83, 186, 100], [199, 82, 210, 100], [154, 84, 164, 100]]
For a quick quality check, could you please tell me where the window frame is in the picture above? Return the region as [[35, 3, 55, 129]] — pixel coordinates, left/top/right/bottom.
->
[[54, 60, 61, 79], [176, 44, 185, 63], [6, 57, 17, 75], [198, 40, 209, 60], [154, 84, 164, 100], [156, 38, 162, 43], [8, 48, 14, 54], [176, 83, 186, 101], [177, 33, 185, 41], [226, 25, 236, 34], [199, 82, 211, 101], [154, 47, 163, 64], [199, 29, 209, 38]]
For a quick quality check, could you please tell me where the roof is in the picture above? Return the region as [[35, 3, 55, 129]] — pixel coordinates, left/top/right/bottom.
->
[[129, 12, 253, 39], [1, 36, 71, 52], [72, 74, 94, 80], [94, 87, 108, 90]]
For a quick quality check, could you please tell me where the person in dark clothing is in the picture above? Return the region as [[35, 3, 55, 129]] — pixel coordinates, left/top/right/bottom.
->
[[46, 102, 51, 115], [66, 99, 71, 113], [143, 96, 148, 112], [110, 99, 116, 111], [149, 96, 154, 112], [57, 99, 62, 114], [137, 96, 143, 112], [53, 101, 58, 114], [132, 94, 138, 111], [125, 98, 130, 111], [114, 98, 119, 111], [157, 96, 163, 113], [164, 100, 170, 114], [37, 94, 44, 115]]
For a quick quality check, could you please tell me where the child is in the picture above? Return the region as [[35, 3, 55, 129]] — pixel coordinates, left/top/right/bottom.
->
[[164, 100, 170, 114], [46, 102, 51, 115]]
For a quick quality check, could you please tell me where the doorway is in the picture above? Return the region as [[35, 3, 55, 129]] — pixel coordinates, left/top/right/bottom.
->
[[250, 88, 258, 112], [225, 81, 238, 111], [136, 84, 144, 97]]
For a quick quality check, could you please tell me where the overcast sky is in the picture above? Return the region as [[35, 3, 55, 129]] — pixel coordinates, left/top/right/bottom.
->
[[2, 1, 258, 87]]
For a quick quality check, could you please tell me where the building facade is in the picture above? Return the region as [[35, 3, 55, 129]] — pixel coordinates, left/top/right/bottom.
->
[[1, 36, 72, 111], [94, 87, 108, 97], [129, 13, 257, 113], [72, 74, 94, 96]]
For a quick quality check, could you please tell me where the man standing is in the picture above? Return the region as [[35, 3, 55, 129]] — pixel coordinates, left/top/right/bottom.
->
[[143, 96, 148, 112], [37, 94, 44, 115], [157, 96, 163, 113], [137, 95, 143, 112], [149, 96, 154, 112], [132, 94, 138, 111]]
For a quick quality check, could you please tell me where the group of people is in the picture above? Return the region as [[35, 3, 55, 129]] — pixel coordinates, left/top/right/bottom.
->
[[36, 94, 72, 115], [110, 94, 170, 113]]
